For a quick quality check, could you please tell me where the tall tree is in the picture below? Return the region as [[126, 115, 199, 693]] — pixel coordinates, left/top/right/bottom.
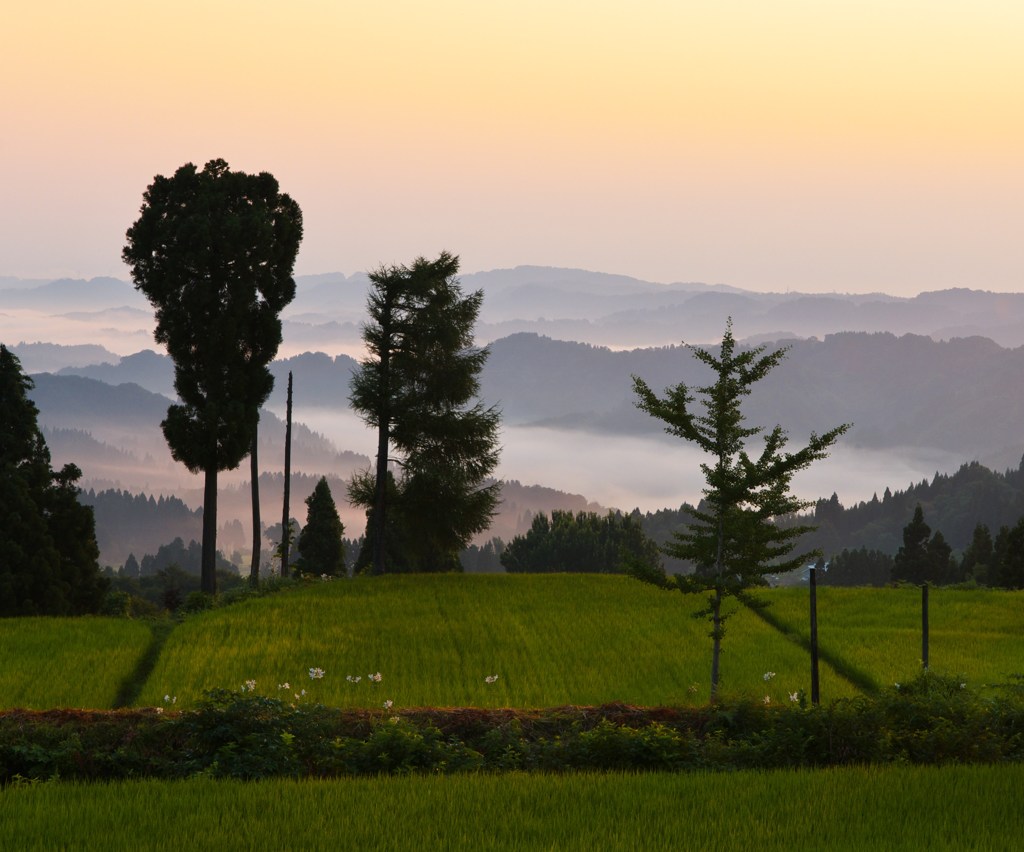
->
[[892, 504, 956, 584], [349, 252, 501, 573], [123, 159, 302, 594], [0, 345, 107, 615], [296, 477, 346, 577], [632, 319, 849, 699], [279, 371, 294, 577]]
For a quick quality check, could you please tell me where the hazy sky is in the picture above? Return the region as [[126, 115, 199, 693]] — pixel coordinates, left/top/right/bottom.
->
[[3, 1, 1022, 295]]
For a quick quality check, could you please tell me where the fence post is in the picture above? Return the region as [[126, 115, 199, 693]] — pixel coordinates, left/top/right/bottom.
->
[[922, 582, 929, 670], [810, 566, 820, 705]]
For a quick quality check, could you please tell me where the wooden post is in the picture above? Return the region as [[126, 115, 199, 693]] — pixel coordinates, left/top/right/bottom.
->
[[922, 582, 929, 670], [280, 372, 293, 578], [810, 566, 820, 705]]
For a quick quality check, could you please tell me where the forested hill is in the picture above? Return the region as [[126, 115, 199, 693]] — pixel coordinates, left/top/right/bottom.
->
[[642, 458, 1024, 566], [35, 330, 1024, 470], [482, 331, 1024, 469]]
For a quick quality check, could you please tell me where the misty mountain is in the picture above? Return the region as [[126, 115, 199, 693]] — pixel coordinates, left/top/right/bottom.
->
[[0, 277, 148, 311], [25, 328, 1024, 475], [6, 269, 1024, 354], [57, 349, 176, 397], [480, 331, 1024, 471], [9, 342, 122, 373]]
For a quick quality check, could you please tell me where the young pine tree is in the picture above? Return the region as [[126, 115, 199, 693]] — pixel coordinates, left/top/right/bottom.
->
[[296, 477, 346, 577], [632, 319, 849, 700]]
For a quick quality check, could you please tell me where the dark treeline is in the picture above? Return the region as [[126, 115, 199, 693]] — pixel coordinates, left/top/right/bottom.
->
[[83, 489, 202, 570], [501, 510, 661, 575], [636, 457, 1024, 586]]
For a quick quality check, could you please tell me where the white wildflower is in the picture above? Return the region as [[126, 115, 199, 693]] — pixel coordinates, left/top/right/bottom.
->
[[278, 682, 290, 691], [789, 692, 799, 703], [484, 675, 499, 684], [763, 671, 776, 682], [383, 699, 393, 710], [368, 672, 382, 683], [243, 679, 256, 693], [155, 707, 164, 714], [309, 667, 325, 680], [763, 695, 771, 705]]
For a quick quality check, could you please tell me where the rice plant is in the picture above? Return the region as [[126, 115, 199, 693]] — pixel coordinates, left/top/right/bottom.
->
[[137, 574, 837, 709], [3, 765, 1022, 851], [0, 617, 153, 710]]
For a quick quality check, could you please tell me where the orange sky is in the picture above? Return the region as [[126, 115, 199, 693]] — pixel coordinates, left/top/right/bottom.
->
[[2, 0, 1021, 294]]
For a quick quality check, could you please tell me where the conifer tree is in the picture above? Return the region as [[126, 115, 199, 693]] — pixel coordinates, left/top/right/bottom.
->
[[0, 345, 107, 615], [123, 159, 302, 594], [632, 319, 849, 699], [349, 252, 501, 573], [296, 477, 345, 577]]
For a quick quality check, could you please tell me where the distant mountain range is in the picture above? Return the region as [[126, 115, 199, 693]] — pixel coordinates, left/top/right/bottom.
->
[[23, 329, 1024, 475], [5, 266, 1024, 568], [5, 268, 1024, 352]]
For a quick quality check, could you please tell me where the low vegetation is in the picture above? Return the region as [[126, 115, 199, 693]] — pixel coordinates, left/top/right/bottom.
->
[[2, 765, 1021, 851]]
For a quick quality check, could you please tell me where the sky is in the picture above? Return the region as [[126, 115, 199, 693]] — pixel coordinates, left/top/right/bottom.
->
[[2, 1, 1022, 296]]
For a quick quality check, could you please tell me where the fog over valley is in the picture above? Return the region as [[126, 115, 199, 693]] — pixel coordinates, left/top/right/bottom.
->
[[4, 268, 1023, 568]]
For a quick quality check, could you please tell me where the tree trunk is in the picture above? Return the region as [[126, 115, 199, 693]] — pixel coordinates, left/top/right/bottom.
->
[[710, 586, 722, 701], [372, 421, 389, 575], [280, 372, 293, 577], [249, 419, 260, 588], [201, 465, 218, 595]]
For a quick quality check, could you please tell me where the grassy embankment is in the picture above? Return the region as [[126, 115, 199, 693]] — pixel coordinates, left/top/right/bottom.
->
[[2, 576, 1021, 711]]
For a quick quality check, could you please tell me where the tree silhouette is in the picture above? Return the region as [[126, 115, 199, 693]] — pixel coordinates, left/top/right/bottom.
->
[[296, 477, 346, 577], [0, 345, 107, 615], [123, 159, 302, 594], [349, 252, 500, 573]]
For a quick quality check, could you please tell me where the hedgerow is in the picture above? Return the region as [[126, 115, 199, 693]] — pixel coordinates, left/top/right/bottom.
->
[[2, 672, 1022, 782]]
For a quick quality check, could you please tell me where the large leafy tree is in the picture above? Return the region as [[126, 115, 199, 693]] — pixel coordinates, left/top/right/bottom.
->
[[349, 252, 501, 573], [123, 159, 302, 594], [0, 345, 107, 615], [296, 477, 346, 577], [632, 319, 849, 699]]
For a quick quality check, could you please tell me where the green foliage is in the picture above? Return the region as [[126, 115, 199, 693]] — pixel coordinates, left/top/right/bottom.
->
[[893, 504, 959, 585], [819, 547, 894, 587], [4, 677, 1024, 784], [995, 517, 1024, 589], [123, 158, 303, 593], [502, 510, 662, 574], [632, 318, 849, 696], [349, 252, 501, 574], [0, 345, 108, 615], [296, 477, 345, 577]]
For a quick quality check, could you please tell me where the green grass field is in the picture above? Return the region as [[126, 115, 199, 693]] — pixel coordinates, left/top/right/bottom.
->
[[2, 576, 1023, 711], [0, 617, 153, 710], [750, 585, 1024, 692], [136, 574, 845, 710], [3, 765, 1022, 851]]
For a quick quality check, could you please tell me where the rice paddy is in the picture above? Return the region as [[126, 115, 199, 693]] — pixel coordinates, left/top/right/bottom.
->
[[1, 577, 1022, 711], [3, 764, 1022, 851]]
